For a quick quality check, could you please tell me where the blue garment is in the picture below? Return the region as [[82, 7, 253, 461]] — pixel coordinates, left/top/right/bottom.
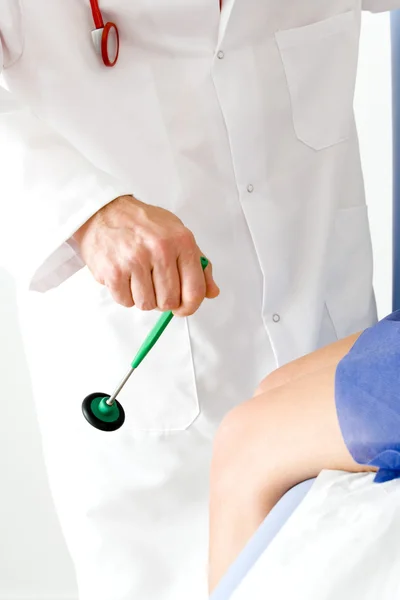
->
[[335, 310, 400, 483]]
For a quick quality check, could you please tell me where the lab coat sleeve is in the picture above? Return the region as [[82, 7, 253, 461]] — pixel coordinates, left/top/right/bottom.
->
[[362, 0, 400, 11], [0, 48, 131, 293]]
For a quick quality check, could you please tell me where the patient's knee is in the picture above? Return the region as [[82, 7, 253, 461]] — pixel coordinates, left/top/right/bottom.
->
[[211, 399, 288, 510], [255, 362, 297, 396], [212, 407, 243, 468], [212, 405, 252, 489], [211, 400, 273, 496]]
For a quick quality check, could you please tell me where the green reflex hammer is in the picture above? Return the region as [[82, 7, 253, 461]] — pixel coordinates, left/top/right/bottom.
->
[[82, 257, 209, 431]]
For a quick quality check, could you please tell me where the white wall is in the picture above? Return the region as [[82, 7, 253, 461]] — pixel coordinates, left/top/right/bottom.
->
[[356, 12, 393, 318], [0, 12, 393, 600]]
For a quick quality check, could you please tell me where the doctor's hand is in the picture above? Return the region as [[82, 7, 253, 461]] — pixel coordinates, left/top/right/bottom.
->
[[73, 195, 220, 316]]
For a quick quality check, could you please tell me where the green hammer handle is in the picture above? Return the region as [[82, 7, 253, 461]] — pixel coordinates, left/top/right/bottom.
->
[[130, 257, 209, 369]]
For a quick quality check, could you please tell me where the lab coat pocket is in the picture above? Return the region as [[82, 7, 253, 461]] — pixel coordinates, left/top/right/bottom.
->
[[275, 11, 360, 150], [104, 306, 200, 433], [48, 267, 200, 433], [325, 205, 376, 340]]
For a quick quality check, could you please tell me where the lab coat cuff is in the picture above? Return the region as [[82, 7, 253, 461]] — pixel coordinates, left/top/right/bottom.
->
[[28, 188, 130, 293]]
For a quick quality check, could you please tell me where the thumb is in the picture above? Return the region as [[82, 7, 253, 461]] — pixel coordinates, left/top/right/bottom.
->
[[202, 258, 220, 299]]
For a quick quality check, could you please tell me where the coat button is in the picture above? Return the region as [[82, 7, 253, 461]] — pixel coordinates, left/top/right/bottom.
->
[[272, 314, 280, 323], [217, 50, 225, 59], [247, 184, 254, 193]]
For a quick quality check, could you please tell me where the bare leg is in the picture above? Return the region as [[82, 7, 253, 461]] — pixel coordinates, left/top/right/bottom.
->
[[255, 332, 361, 395], [208, 333, 374, 592]]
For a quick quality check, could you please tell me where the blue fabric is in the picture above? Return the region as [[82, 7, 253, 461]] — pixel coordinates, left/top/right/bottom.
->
[[210, 479, 315, 600], [335, 310, 400, 482]]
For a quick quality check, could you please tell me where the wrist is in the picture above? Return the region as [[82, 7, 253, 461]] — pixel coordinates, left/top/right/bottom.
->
[[73, 194, 134, 245], [73, 218, 92, 246]]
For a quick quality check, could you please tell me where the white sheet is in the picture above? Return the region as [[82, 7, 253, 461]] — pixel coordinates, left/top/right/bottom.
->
[[231, 470, 400, 600]]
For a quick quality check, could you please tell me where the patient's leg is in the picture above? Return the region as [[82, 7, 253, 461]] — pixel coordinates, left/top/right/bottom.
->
[[255, 332, 361, 395], [208, 332, 375, 592]]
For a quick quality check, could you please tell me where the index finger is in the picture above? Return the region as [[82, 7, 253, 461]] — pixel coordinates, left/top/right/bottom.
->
[[174, 252, 206, 317]]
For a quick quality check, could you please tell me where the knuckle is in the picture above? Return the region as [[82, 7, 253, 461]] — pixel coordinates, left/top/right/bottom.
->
[[109, 289, 134, 308], [179, 228, 196, 248], [136, 299, 156, 311], [190, 288, 206, 304], [125, 261, 141, 279], [120, 298, 135, 309], [174, 309, 192, 318], [129, 248, 148, 267], [159, 297, 180, 312], [150, 239, 174, 265], [105, 265, 123, 287], [177, 302, 198, 317], [152, 236, 172, 255]]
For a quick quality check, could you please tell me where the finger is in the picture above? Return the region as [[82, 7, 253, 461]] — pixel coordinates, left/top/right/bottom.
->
[[152, 259, 181, 312], [129, 265, 157, 311], [201, 257, 220, 299], [175, 252, 206, 317], [106, 271, 135, 308]]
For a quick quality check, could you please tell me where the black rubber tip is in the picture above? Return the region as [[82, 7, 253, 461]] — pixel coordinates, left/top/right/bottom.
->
[[82, 392, 125, 432]]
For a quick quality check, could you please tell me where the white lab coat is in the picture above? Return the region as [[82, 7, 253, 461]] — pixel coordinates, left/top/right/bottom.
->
[[0, 1, 396, 599]]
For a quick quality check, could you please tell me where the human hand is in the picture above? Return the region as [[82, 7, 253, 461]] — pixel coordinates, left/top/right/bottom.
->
[[73, 195, 219, 316]]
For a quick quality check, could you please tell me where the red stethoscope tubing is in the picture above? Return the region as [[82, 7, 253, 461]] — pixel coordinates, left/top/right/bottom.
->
[[89, 0, 222, 67], [89, 0, 119, 67], [89, 0, 104, 29]]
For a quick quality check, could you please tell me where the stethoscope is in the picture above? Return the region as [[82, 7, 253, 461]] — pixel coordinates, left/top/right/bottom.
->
[[89, 0, 120, 67], [89, 0, 224, 67]]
